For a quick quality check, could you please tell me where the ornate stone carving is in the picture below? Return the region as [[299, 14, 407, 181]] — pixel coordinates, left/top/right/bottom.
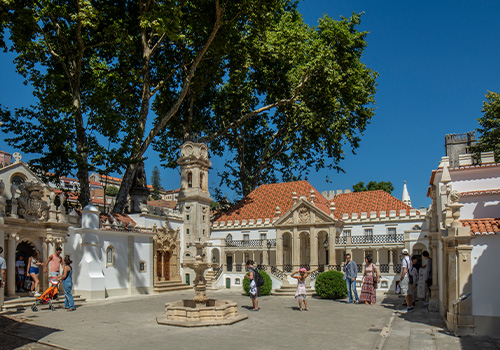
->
[[154, 226, 178, 251], [17, 182, 49, 222], [449, 190, 461, 204], [298, 207, 310, 223]]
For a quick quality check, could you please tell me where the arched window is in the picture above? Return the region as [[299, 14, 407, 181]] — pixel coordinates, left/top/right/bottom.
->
[[187, 172, 193, 188], [11, 174, 26, 187], [106, 245, 115, 267], [225, 234, 233, 242], [139, 260, 146, 272]]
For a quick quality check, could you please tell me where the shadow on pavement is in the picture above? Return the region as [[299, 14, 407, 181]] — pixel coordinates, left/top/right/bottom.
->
[[0, 314, 61, 350]]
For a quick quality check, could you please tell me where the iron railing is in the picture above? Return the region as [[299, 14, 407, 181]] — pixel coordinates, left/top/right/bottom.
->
[[328, 265, 342, 271], [379, 264, 390, 273], [283, 264, 293, 272], [350, 234, 404, 244], [213, 264, 223, 281], [393, 264, 402, 273], [257, 265, 267, 271], [335, 236, 347, 244]]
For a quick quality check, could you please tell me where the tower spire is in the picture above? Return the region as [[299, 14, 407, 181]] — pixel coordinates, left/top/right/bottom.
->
[[402, 181, 412, 207]]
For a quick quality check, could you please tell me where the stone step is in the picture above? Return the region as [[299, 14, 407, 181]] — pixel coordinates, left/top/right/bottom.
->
[[272, 286, 315, 296], [153, 282, 192, 293], [2, 295, 86, 312]]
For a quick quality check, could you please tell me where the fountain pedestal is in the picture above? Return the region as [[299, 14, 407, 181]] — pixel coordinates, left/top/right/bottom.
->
[[157, 241, 248, 327]]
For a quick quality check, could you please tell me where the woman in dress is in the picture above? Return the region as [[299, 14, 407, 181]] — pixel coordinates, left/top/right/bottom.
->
[[58, 256, 75, 311], [359, 256, 379, 305], [27, 250, 43, 296], [291, 268, 315, 311]]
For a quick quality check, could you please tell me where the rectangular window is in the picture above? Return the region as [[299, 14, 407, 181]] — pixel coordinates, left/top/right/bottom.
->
[[243, 234, 249, 246], [186, 214, 190, 221], [388, 227, 396, 242], [364, 228, 373, 243], [343, 229, 351, 237], [186, 228, 190, 235]]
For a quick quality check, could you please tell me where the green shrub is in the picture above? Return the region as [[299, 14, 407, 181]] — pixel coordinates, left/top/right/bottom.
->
[[242, 270, 272, 296], [314, 270, 348, 299]]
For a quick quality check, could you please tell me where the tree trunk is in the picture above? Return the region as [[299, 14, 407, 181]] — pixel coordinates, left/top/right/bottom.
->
[[112, 162, 138, 213]]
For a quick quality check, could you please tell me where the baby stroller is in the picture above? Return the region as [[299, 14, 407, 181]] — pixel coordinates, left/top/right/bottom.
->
[[31, 277, 59, 312]]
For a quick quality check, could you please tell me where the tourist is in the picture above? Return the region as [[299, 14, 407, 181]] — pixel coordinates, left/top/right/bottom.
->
[[0, 247, 6, 291], [359, 256, 379, 305], [410, 255, 419, 304], [400, 248, 413, 313], [291, 267, 315, 311], [343, 253, 359, 304], [44, 247, 63, 282], [422, 250, 432, 306], [58, 256, 75, 311], [28, 250, 43, 296], [15, 255, 26, 292], [244, 260, 260, 311]]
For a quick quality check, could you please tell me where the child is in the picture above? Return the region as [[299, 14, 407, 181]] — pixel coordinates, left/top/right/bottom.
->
[[15, 255, 26, 292], [291, 268, 315, 311]]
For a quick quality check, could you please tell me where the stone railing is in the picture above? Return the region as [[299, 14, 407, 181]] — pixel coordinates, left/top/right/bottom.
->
[[393, 264, 402, 273], [379, 264, 390, 273], [328, 265, 342, 271], [224, 239, 277, 249], [335, 236, 347, 244], [283, 264, 293, 272], [270, 266, 284, 280]]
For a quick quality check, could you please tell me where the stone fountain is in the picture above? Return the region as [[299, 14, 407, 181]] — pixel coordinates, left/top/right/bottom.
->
[[157, 240, 248, 327]]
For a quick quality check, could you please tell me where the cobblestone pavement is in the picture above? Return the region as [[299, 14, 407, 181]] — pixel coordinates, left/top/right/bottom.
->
[[1, 290, 499, 350]]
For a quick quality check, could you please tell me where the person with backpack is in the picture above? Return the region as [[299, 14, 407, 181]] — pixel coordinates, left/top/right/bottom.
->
[[400, 249, 414, 313], [291, 267, 316, 311], [244, 260, 262, 311]]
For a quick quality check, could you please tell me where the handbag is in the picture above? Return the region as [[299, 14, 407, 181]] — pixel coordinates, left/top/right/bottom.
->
[[373, 279, 378, 289], [24, 275, 32, 290]]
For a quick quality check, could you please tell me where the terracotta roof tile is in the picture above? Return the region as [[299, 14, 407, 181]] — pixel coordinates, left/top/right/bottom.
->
[[461, 218, 500, 236], [100, 212, 136, 228], [333, 190, 414, 218], [214, 181, 331, 223], [213, 182, 414, 223]]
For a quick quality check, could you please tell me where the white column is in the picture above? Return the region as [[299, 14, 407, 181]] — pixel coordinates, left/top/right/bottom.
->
[[292, 229, 300, 270], [276, 232, 283, 270], [7, 234, 17, 296]]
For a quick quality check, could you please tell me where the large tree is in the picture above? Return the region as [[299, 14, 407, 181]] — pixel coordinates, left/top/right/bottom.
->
[[0, 0, 294, 212], [155, 11, 378, 198], [472, 91, 500, 161], [150, 166, 162, 200], [0, 0, 140, 207]]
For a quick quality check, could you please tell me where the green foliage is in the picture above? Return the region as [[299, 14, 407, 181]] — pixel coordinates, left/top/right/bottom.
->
[[314, 270, 348, 299], [242, 270, 272, 296], [105, 185, 119, 197], [352, 181, 394, 194], [471, 91, 500, 162], [155, 10, 378, 198], [150, 166, 162, 200]]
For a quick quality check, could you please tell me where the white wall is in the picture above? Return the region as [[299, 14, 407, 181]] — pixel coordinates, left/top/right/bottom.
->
[[133, 236, 151, 288], [471, 235, 500, 317], [460, 194, 500, 220], [101, 233, 129, 290]]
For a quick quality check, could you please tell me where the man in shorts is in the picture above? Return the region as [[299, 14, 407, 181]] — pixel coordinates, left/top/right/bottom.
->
[[400, 248, 413, 313], [44, 247, 63, 282], [244, 260, 260, 311]]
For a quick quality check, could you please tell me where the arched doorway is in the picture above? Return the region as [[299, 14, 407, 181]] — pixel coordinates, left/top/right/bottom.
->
[[282, 232, 292, 272], [156, 250, 170, 281], [211, 248, 220, 265]]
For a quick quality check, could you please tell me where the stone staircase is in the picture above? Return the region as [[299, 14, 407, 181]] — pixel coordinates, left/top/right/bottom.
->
[[153, 280, 192, 293], [272, 283, 315, 296], [1, 294, 86, 313]]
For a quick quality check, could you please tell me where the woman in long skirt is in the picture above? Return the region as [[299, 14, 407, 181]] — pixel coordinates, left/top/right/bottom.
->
[[359, 256, 379, 305]]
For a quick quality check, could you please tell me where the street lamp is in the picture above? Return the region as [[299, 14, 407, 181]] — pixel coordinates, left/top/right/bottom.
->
[[323, 239, 328, 248]]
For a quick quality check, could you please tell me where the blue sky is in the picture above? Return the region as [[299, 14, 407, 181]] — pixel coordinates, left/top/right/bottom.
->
[[1, 0, 499, 209]]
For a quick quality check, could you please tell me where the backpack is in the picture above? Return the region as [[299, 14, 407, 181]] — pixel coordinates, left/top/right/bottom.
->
[[253, 268, 265, 287]]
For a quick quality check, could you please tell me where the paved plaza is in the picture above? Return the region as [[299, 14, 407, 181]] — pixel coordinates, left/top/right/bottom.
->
[[1, 290, 499, 350]]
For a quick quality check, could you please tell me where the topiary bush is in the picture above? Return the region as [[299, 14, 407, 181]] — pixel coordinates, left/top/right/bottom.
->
[[314, 270, 348, 299], [242, 270, 272, 296]]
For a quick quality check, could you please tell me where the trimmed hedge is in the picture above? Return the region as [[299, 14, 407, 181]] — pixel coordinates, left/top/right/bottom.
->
[[242, 270, 272, 296], [314, 270, 348, 299]]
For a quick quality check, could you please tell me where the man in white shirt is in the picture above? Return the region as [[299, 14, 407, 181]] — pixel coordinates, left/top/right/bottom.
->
[[400, 248, 414, 313]]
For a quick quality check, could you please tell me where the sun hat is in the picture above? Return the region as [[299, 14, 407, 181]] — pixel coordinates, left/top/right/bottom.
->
[[299, 268, 307, 272], [402, 248, 409, 255]]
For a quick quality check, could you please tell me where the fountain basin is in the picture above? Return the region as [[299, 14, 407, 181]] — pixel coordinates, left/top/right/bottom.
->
[[157, 299, 248, 327]]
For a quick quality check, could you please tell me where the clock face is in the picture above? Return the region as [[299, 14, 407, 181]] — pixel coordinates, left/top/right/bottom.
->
[[182, 144, 193, 157]]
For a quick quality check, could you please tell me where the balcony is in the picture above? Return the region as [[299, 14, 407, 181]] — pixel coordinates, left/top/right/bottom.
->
[[225, 239, 277, 249], [335, 234, 404, 245]]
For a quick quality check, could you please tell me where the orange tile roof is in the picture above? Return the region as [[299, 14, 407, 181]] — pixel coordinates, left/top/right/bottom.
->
[[147, 199, 177, 208], [214, 183, 415, 224], [214, 181, 331, 223], [100, 212, 136, 228], [461, 218, 500, 235], [333, 190, 414, 218]]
